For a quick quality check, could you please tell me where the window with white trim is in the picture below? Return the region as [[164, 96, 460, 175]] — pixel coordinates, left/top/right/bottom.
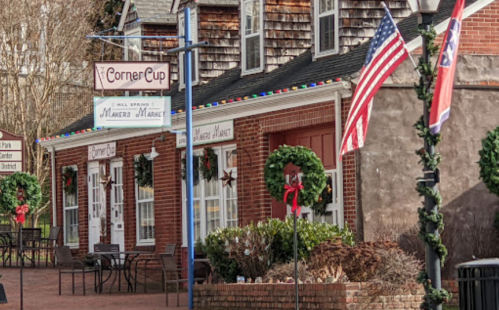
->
[[314, 0, 339, 58], [135, 156, 155, 245], [63, 166, 79, 248], [182, 146, 238, 244], [178, 10, 199, 89], [241, 0, 264, 75]]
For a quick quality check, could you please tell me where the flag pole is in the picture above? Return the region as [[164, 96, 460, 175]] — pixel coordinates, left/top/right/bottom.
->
[[381, 2, 421, 77]]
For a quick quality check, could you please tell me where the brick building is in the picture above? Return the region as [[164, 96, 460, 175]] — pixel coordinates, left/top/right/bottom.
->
[[39, 0, 499, 270]]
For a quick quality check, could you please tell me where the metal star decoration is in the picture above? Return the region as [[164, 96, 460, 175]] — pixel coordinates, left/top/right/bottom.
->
[[221, 170, 235, 188]]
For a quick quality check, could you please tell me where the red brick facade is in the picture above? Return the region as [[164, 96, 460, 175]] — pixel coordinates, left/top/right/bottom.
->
[[52, 98, 355, 259]]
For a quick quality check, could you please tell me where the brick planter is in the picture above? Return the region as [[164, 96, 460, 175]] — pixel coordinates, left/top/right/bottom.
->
[[194, 283, 424, 310]]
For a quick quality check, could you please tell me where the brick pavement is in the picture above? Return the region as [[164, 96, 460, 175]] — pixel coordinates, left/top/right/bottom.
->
[[0, 267, 188, 310]]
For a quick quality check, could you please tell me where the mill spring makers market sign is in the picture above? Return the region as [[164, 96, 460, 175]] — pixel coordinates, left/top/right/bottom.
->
[[94, 96, 172, 128], [176, 120, 234, 148], [94, 62, 170, 91], [0, 129, 24, 174]]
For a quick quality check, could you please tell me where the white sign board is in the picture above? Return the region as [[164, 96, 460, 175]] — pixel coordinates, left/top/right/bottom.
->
[[94, 96, 172, 128], [0, 130, 24, 174], [0, 162, 22, 172], [94, 62, 170, 91], [176, 120, 234, 148], [0, 141, 22, 150], [88, 142, 117, 161]]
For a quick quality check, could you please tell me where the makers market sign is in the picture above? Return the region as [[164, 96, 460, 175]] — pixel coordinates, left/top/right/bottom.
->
[[94, 96, 171, 128], [176, 120, 234, 148]]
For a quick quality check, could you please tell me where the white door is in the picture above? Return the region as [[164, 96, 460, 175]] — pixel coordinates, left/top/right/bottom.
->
[[88, 162, 102, 252], [111, 160, 124, 252]]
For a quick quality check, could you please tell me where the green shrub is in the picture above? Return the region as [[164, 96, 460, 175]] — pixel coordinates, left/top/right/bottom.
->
[[478, 127, 499, 196], [203, 217, 354, 282]]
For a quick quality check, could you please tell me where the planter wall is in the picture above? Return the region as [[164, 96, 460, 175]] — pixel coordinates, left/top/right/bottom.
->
[[194, 283, 424, 310]]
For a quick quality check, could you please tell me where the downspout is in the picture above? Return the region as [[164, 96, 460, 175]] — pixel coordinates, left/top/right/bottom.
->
[[51, 146, 57, 228]]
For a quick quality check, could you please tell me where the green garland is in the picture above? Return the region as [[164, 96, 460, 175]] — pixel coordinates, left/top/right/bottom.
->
[[134, 154, 153, 188], [264, 145, 326, 207], [478, 127, 499, 196], [181, 154, 200, 185], [200, 147, 218, 182], [413, 25, 450, 309], [62, 166, 78, 195], [0, 172, 41, 215], [311, 175, 333, 216]]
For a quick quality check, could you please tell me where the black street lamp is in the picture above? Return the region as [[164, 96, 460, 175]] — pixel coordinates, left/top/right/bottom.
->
[[409, 1, 443, 310]]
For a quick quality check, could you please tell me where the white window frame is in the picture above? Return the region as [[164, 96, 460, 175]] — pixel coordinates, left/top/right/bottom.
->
[[62, 165, 79, 248], [134, 154, 155, 246], [314, 0, 339, 59], [182, 145, 238, 246], [241, 0, 264, 76], [178, 9, 199, 90]]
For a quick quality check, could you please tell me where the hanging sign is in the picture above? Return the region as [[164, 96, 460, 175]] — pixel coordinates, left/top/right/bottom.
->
[[94, 62, 170, 91], [94, 96, 172, 128], [88, 142, 117, 161], [0, 129, 25, 174], [176, 120, 234, 148]]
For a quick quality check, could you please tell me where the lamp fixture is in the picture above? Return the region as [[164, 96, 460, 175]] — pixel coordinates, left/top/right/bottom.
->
[[407, 0, 441, 14], [150, 134, 165, 160]]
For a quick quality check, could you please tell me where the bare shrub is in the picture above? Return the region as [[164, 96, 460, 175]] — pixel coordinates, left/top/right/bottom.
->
[[370, 248, 422, 294], [263, 261, 314, 283]]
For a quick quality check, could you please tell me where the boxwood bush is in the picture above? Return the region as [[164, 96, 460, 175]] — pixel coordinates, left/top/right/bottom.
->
[[203, 217, 354, 283]]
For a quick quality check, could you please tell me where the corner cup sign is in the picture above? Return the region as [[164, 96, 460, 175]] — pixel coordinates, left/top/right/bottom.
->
[[94, 96, 172, 128], [94, 62, 170, 91]]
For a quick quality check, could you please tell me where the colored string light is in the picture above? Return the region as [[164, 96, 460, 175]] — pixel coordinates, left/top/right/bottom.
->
[[292, 86, 298, 91], [301, 85, 307, 89], [310, 83, 316, 87], [267, 91, 273, 95], [326, 80, 332, 84], [243, 96, 249, 100], [318, 81, 324, 85], [260, 92, 266, 96], [171, 111, 176, 115], [221, 100, 226, 104], [229, 99, 234, 103], [206, 103, 212, 107]]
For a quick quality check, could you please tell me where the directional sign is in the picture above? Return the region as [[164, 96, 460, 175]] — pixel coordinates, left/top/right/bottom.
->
[[0, 129, 25, 174]]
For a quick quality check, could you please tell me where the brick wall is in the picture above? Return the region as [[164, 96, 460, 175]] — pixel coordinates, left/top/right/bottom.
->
[[442, 280, 459, 307], [194, 283, 424, 310]]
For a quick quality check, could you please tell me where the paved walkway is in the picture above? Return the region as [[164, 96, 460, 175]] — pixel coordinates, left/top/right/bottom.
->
[[0, 267, 188, 310]]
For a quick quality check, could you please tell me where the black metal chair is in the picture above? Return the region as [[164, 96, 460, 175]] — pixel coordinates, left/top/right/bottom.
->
[[94, 244, 124, 292], [18, 228, 41, 267], [161, 247, 206, 307], [134, 244, 174, 292], [40, 226, 60, 267], [55, 246, 99, 295]]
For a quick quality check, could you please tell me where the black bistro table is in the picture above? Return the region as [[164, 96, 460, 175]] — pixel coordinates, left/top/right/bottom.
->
[[90, 250, 154, 293]]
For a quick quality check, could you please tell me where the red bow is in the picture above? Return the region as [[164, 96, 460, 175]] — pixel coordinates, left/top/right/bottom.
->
[[284, 182, 304, 217], [15, 204, 29, 224]]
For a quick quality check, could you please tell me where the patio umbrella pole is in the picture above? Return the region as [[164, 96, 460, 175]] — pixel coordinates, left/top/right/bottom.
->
[[293, 211, 299, 310], [19, 225, 23, 310]]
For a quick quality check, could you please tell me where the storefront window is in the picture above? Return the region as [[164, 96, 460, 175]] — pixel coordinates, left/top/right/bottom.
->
[[63, 166, 79, 247], [135, 157, 155, 245], [182, 146, 238, 244]]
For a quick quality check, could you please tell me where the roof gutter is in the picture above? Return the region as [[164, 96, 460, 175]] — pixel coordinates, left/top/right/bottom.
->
[[40, 81, 351, 151]]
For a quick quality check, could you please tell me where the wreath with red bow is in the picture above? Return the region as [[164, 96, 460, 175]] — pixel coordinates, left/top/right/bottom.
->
[[200, 147, 218, 182], [62, 166, 78, 195]]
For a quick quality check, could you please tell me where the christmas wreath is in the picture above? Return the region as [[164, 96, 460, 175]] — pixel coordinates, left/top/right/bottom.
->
[[264, 145, 326, 208], [181, 154, 200, 185], [62, 166, 78, 195], [478, 126, 499, 197], [134, 154, 153, 188], [200, 147, 218, 182], [311, 175, 333, 215], [0, 172, 42, 215]]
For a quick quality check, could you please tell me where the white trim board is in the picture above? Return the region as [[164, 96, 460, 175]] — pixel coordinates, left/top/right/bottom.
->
[[406, 0, 496, 52], [40, 82, 352, 151]]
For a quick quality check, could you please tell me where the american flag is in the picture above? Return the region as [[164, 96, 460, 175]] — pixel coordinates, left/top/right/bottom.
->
[[339, 7, 409, 160]]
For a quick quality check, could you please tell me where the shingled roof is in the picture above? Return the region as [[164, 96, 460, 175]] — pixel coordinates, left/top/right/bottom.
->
[[57, 0, 477, 135]]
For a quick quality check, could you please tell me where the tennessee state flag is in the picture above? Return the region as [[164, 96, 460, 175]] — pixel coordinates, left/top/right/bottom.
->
[[429, 0, 465, 134]]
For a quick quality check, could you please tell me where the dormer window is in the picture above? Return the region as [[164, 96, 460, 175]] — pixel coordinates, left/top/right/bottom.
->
[[241, 0, 264, 75], [314, 0, 339, 58], [178, 9, 199, 89]]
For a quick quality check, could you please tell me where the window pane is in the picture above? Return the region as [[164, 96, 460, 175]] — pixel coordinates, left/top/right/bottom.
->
[[206, 199, 221, 234], [319, 15, 335, 52], [65, 192, 77, 208], [245, 1, 260, 35], [225, 179, 237, 199], [194, 200, 201, 241], [225, 150, 237, 169], [139, 201, 155, 240], [139, 185, 154, 200], [246, 36, 260, 70], [65, 209, 79, 244], [204, 178, 219, 197], [320, 0, 334, 13], [126, 37, 141, 61], [226, 199, 238, 223]]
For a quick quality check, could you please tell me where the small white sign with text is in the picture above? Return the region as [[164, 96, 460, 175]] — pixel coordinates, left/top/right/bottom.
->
[[176, 120, 234, 148], [88, 142, 117, 161], [94, 96, 171, 128], [94, 62, 170, 91]]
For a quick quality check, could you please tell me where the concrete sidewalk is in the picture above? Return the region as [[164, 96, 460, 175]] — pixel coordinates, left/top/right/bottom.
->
[[0, 267, 188, 310]]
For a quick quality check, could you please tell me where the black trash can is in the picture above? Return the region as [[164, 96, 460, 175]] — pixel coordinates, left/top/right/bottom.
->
[[457, 258, 499, 310]]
